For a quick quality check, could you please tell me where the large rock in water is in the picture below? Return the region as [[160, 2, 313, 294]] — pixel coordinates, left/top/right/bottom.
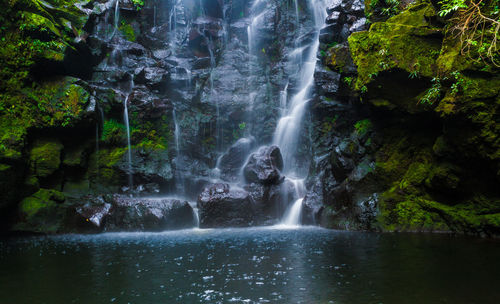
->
[[243, 146, 284, 185], [105, 195, 196, 231], [244, 179, 298, 225], [69, 195, 196, 232], [197, 183, 254, 228]]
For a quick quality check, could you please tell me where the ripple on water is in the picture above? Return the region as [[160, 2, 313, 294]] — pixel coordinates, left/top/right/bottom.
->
[[0, 228, 500, 303]]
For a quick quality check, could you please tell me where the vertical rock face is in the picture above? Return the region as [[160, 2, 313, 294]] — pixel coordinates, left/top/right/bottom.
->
[[304, 0, 374, 230], [81, 0, 324, 198]]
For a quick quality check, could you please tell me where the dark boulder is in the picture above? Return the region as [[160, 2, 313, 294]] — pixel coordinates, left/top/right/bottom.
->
[[105, 195, 196, 231], [243, 146, 284, 185], [197, 183, 254, 228], [72, 196, 112, 232], [218, 137, 256, 182], [245, 179, 298, 225], [302, 181, 325, 225]]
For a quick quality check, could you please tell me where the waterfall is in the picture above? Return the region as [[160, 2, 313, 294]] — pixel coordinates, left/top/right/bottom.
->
[[275, 0, 327, 225], [293, 0, 300, 24], [123, 95, 133, 190], [273, 0, 326, 173], [111, 0, 120, 39], [173, 108, 185, 195], [281, 198, 304, 226]]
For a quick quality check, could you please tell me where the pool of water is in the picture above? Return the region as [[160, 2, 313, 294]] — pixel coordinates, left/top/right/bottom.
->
[[1, 227, 499, 303]]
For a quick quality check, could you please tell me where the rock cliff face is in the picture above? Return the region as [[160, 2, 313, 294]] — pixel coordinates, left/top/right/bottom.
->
[[1, 0, 499, 236], [310, 0, 500, 236]]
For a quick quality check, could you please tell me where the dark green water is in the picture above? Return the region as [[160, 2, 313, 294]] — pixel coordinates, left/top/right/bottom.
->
[[0, 227, 499, 303]]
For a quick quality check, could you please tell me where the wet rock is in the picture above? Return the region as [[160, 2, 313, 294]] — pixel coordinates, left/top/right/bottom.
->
[[218, 137, 256, 182], [197, 183, 254, 228], [29, 139, 64, 178], [245, 179, 297, 224], [70, 196, 113, 232], [330, 150, 355, 182], [117, 149, 173, 187], [134, 67, 169, 87], [341, 0, 365, 17], [243, 146, 284, 185], [106, 195, 196, 231], [315, 66, 341, 95], [302, 181, 325, 225], [13, 189, 66, 234]]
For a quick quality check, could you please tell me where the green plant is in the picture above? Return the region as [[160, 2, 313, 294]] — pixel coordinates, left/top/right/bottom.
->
[[131, 0, 145, 11], [354, 119, 373, 137], [233, 122, 247, 140], [439, 0, 500, 66], [438, 0, 468, 17], [420, 77, 443, 105], [450, 71, 472, 95], [342, 76, 353, 85], [101, 119, 126, 143]]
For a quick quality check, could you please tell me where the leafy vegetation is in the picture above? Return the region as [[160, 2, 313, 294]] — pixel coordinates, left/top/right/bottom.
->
[[438, 0, 500, 66], [131, 0, 145, 11], [0, 0, 87, 160]]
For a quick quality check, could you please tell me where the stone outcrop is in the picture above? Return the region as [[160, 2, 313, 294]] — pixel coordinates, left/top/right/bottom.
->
[[197, 183, 254, 228]]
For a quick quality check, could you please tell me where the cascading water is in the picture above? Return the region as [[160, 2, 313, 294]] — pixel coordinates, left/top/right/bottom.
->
[[90, 0, 331, 229], [111, 0, 120, 39], [123, 94, 133, 190], [274, 0, 326, 172], [172, 108, 186, 195], [275, 0, 327, 225]]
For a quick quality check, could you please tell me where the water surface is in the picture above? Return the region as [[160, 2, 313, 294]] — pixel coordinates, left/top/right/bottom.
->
[[1, 227, 499, 303]]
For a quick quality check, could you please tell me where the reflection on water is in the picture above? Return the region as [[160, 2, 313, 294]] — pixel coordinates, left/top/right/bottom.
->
[[1, 227, 499, 303]]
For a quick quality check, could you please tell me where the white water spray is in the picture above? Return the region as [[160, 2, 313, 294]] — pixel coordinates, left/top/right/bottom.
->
[[276, 0, 327, 225]]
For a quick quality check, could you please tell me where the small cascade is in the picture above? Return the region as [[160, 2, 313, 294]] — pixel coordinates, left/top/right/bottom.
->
[[293, 0, 300, 24], [273, 0, 326, 173], [111, 0, 120, 39], [188, 201, 200, 227], [173, 108, 185, 195], [279, 82, 289, 116], [169, 0, 177, 32], [281, 198, 304, 227], [273, 0, 326, 225], [123, 94, 133, 189]]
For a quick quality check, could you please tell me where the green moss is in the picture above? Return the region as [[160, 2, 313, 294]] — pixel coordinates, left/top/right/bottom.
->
[[15, 188, 66, 234], [399, 162, 432, 192], [349, 2, 441, 90], [19, 188, 64, 218], [98, 147, 127, 168], [29, 139, 64, 178], [62, 145, 86, 167], [119, 21, 136, 42], [101, 119, 126, 144], [354, 119, 373, 137]]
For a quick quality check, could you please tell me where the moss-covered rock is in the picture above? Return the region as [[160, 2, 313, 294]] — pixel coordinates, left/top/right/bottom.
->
[[29, 139, 64, 178], [340, 0, 500, 236], [349, 2, 441, 90], [14, 188, 66, 234]]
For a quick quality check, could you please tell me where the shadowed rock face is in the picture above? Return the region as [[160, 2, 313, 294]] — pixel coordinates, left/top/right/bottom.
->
[[243, 146, 284, 185], [197, 183, 254, 228]]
